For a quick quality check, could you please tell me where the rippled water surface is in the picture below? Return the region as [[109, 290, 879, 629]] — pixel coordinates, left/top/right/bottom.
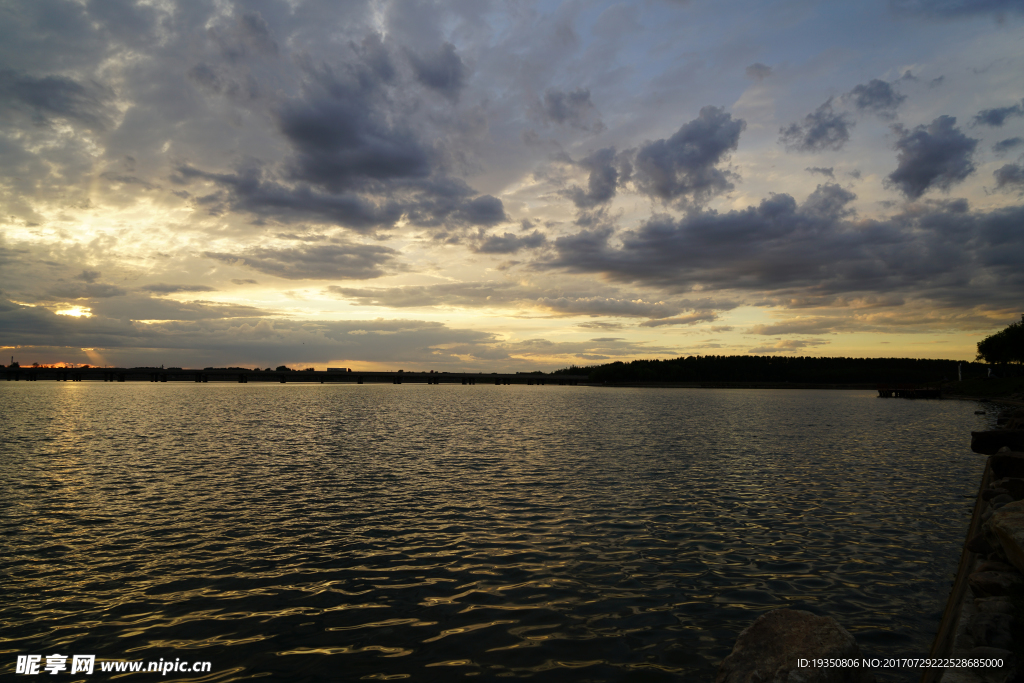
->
[[0, 384, 995, 681]]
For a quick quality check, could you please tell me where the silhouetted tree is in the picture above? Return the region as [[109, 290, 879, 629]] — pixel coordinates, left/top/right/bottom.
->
[[977, 315, 1024, 365]]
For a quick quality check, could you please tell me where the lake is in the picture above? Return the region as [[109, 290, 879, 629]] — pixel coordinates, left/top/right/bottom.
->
[[0, 384, 993, 681]]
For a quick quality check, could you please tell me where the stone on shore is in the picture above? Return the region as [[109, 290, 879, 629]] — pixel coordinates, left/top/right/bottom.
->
[[715, 609, 874, 683], [967, 570, 1023, 597], [987, 499, 1024, 573], [990, 477, 1024, 500], [990, 452, 1024, 478]]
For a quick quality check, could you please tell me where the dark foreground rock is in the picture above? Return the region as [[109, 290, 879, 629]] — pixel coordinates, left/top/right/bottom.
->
[[971, 432, 1024, 456], [716, 609, 875, 683]]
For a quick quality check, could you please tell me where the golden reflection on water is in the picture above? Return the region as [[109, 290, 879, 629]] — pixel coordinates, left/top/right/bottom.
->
[[0, 384, 994, 682]]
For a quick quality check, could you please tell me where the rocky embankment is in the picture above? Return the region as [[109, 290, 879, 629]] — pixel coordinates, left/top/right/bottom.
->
[[715, 406, 1024, 683], [944, 406, 1024, 683]]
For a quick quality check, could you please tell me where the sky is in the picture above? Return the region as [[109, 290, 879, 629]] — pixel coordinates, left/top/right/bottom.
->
[[1, 0, 1023, 371]]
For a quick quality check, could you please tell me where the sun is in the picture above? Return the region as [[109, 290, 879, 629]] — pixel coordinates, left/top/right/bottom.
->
[[55, 306, 92, 318]]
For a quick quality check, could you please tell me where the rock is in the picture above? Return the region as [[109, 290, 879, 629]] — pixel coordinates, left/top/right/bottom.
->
[[988, 500, 1024, 573], [992, 494, 1016, 509], [715, 609, 874, 683], [968, 570, 1024, 597], [973, 431, 1024, 455], [992, 477, 1024, 500], [974, 597, 1015, 614], [985, 487, 1011, 501], [968, 532, 996, 555], [968, 613, 1015, 649], [991, 453, 1024, 479], [976, 560, 1014, 573]]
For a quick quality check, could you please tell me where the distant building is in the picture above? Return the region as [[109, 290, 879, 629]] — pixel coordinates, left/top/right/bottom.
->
[[327, 368, 351, 373]]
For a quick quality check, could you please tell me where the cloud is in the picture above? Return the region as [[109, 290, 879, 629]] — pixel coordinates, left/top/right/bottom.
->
[[324, 282, 732, 320], [779, 99, 853, 152], [993, 137, 1023, 154], [890, 0, 1024, 18], [632, 106, 745, 204], [475, 230, 547, 254], [749, 318, 840, 335], [565, 147, 628, 208], [99, 172, 158, 190], [0, 69, 116, 131], [277, 92, 432, 192], [844, 79, 906, 120], [745, 63, 772, 80], [805, 166, 835, 178], [408, 42, 466, 100], [175, 164, 403, 232], [886, 116, 977, 199], [545, 186, 1024, 308], [639, 312, 718, 327], [204, 242, 397, 280], [540, 87, 602, 131], [0, 300, 507, 368], [48, 282, 127, 299], [972, 100, 1024, 127], [141, 284, 219, 295], [994, 164, 1024, 191], [747, 338, 830, 354]]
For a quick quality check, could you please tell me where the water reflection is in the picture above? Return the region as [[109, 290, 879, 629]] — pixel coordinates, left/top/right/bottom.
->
[[0, 384, 991, 681]]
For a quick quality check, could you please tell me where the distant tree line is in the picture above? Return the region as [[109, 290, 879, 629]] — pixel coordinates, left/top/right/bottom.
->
[[554, 355, 1012, 384]]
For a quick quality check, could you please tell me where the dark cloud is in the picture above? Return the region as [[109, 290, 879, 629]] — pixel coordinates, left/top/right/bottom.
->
[[76, 269, 100, 283], [801, 183, 857, 219], [204, 242, 397, 280], [806, 166, 835, 178], [176, 35, 503, 234], [475, 230, 547, 254], [141, 284, 219, 295], [639, 312, 718, 327], [99, 172, 157, 189], [456, 194, 507, 226], [85, 0, 159, 48], [844, 79, 905, 120], [890, 0, 1024, 18], [0, 69, 115, 131], [231, 279, 258, 286], [0, 300, 509, 368], [408, 42, 465, 100], [237, 11, 279, 56], [208, 9, 280, 63], [540, 87, 602, 131], [632, 106, 745, 204], [544, 186, 1024, 308], [87, 296, 268, 322], [747, 339, 830, 354], [277, 93, 432, 192], [993, 137, 1023, 154], [745, 63, 772, 80], [175, 164, 402, 232], [566, 147, 629, 208], [779, 99, 853, 152], [994, 164, 1024, 191], [49, 282, 127, 299], [324, 282, 728, 320], [886, 116, 977, 199], [972, 100, 1024, 127]]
